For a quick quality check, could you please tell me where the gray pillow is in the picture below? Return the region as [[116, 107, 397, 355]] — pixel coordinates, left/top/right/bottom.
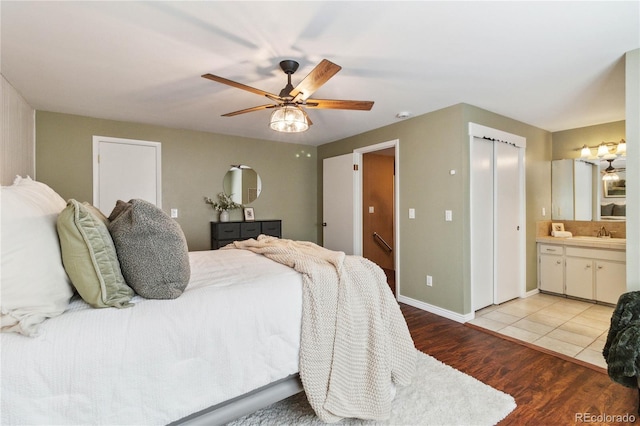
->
[[612, 204, 626, 216], [108, 199, 190, 299], [601, 203, 614, 216]]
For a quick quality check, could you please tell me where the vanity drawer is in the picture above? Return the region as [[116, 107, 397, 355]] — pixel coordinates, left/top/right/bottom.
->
[[539, 244, 563, 255], [565, 246, 625, 262]]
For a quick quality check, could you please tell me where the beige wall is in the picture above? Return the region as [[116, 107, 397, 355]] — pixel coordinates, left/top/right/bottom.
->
[[1, 74, 35, 185], [35, 111, 318, 251], [318, 103, 551, 315], [551, 120, 625, 160]]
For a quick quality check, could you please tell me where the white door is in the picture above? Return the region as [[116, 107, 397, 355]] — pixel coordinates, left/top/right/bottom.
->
[[494, 141, 522, 304], [93, 136, 162, 213], [323, 153, 355, 254], [470, 138, 494, 309], [470, 124, 525, 311]]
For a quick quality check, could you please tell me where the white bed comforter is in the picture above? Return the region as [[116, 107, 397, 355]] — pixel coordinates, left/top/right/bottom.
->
[[1, 249, 303, 425]]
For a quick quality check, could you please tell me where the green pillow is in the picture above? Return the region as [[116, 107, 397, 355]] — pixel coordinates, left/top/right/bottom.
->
[[57, 200, 134, 308]]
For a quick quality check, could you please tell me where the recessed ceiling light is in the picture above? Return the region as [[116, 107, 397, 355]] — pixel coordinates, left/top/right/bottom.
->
[[396, 111, 412, 119]]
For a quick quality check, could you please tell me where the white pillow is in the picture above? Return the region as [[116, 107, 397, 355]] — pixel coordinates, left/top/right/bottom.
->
[[1, 176, 73, 336]]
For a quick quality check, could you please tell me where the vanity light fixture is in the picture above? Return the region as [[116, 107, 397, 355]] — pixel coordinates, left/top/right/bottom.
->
[[579, 139, 626, 159], [269, 104, 309, 133]]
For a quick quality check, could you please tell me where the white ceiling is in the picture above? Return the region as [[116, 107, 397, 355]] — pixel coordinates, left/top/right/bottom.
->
[[1, 1, 638, 146]]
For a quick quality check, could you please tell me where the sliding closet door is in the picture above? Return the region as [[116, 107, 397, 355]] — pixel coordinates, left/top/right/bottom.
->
[[471, 132, 523, 310], [494, 142, 522, 304], [471, 138, 494, 310]]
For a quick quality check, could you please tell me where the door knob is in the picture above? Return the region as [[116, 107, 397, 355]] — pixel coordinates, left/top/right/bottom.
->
[[322, 222, 327, 227]]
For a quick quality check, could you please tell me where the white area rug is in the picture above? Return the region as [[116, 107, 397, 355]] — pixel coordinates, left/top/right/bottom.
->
[[228, 350, 516, 425]]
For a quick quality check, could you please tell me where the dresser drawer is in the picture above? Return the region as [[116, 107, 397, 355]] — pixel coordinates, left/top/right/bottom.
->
[[211, 222, 240, 240], [240, 222, 261, 238], [261, 221, 281, 237]]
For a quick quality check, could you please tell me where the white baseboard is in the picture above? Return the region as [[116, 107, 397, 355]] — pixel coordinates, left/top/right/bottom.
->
[[398, 295, 474, 323], [524, 288, 539, 298]]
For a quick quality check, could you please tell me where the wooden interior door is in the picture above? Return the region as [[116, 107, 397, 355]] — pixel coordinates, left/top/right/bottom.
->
[[362, 153, 394, 271]]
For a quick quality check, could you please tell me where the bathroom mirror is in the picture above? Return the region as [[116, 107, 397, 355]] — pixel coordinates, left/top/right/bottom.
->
[[223, 165, 262, 205], [551, 158, 626, 220]]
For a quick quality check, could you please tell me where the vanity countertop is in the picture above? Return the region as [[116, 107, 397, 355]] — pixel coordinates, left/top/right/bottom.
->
[[536, 236, 626, 250]]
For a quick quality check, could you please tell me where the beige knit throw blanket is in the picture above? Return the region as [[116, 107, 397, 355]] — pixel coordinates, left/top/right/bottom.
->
[[226, 235, 416, 423]]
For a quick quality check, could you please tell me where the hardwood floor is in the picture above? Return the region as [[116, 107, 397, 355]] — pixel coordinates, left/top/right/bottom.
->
[[401, 303, 639, 425]]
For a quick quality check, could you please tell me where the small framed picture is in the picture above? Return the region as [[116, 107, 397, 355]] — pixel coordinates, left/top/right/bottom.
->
[[243, 207, 255, 222], [551, 223, 565, 232]]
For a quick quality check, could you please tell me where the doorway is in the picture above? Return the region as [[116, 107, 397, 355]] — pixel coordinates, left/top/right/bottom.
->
[[322, 140, 400, 297], [362, 150, 395, 293], [355, 140, 400, 297]]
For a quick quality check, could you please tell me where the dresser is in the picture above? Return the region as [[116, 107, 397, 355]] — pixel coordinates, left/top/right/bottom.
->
[[210, 220, 282, 249]]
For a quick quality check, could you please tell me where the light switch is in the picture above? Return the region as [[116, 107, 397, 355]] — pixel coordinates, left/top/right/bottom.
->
[[170, 208, 178, 218], [409, 208, 415, 219], [445, 210, 452, 221], [369, 206, 375, 214]]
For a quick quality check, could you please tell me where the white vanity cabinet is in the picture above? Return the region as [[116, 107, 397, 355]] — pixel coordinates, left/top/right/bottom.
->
[[538, 244, 564, 294], [594, 260, 627, 304], [565, 256, 594, 299], [537, 241, 626, 304]]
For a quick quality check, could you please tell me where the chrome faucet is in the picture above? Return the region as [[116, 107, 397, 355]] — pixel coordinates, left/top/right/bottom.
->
[[597, 226, 609, 238]]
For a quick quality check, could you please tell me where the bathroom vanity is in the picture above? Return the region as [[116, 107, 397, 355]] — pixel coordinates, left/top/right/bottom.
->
[[537, 236, 626, 304]]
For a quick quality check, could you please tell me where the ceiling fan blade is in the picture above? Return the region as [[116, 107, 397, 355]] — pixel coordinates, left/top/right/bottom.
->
[[304, 99, 374, 111], [221, 104, 276, 117], [202, 73, 279, 99], [289, 59, 342, 103]]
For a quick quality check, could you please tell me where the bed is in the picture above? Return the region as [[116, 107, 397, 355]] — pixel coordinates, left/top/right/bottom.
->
[[1, 177, 415, 425], [2, 249, 304, 425]]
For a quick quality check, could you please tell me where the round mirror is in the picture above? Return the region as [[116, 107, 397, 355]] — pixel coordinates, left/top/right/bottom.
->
[[223, 165, 262, 205]]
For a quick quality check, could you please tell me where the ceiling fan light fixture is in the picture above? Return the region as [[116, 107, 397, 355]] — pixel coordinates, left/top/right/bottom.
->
[[616, 140, 627, 155], [269, 104, 309, 133], [602, 172, 620, 182]]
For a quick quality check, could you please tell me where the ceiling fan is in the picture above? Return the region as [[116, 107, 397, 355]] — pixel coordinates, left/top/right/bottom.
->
[[202, 59, 374, 132], [601, 158, 626, 181]]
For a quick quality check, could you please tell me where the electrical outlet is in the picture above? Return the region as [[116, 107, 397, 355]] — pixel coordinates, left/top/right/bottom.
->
[[426, 275, 433, 287], [445, 210, 452, 221]]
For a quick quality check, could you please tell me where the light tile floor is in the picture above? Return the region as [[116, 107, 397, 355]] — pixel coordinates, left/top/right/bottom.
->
[[468, 293, 614, 370]]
